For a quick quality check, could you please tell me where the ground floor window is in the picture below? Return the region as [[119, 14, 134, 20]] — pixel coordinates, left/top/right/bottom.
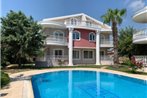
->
[[54, 49, 63, 58], [73, 50, 80, 59], [83, 50, 93, 59], [100, 51, 105, 56]]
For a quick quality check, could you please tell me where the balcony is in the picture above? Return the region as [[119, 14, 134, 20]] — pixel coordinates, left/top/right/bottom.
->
[[133, 28, 147, 44], [133, 6, 147, 23], [65, 21, 100, 30], [39, 21, 66, 29], [45, 35, 68, 46], [100, 39, 113, 47]]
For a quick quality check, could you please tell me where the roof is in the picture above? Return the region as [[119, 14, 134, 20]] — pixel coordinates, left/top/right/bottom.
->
[[42, 13, 111, 29]]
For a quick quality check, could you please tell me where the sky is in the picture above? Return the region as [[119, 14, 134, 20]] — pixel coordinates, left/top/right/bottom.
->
[[1, 0, 147, 29]]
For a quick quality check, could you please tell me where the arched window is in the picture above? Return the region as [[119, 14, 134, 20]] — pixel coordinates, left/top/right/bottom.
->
[[73, 30, 80, 40], [89, 32, 96, 41], [53, 30, 64, 39], [70, 18, 78, 25]]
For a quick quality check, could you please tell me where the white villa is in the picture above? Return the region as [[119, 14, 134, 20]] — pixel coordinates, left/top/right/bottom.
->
[[36, 13, 113, 67], [133, 6, 147, 65]]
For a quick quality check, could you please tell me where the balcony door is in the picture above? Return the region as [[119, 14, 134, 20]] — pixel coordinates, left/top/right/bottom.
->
[[53, 31, 64, 40]]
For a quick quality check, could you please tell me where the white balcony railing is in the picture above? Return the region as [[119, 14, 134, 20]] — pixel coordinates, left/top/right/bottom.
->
[[46, 55, 113, 61], [100, 55, 113, 61], [133, 28, 147, 40], [65, 21, 100, 29], [134, 55, 147, 65], [134, 6, 147, 16], [100, 39, 113, 47], [46, 55, 68, 60], [45, 35, 68, 46]]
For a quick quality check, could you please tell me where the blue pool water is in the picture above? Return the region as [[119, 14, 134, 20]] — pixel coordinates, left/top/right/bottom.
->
[[32, 71, 147, 98]]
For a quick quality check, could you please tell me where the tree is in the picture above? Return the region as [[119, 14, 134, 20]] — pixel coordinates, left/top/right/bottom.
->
[[101, 8, 126, 64], [118, 27, 147, 56], [118, 27, 135, 56], [1, 10, 45, 67]]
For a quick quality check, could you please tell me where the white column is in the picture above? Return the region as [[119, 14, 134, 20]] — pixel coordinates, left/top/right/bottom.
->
[[96, 30, 100, 65], [68, 27, 74, 66]]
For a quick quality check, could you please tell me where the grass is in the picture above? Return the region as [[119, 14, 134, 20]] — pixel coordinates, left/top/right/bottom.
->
[[106, 65, 147, 75], [2, 64, 147, 75], [2, 64, 104, 74]]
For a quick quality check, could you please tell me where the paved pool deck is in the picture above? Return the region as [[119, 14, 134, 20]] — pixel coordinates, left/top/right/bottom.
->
[[1, 68, 147, 98]]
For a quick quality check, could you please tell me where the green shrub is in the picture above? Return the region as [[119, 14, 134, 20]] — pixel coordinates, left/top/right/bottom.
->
[[1, 71, 10, 87], [126, 59, 143, 73]]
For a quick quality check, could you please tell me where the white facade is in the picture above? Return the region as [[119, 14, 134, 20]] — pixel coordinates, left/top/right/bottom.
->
[[132, 6, 147, 66], [133, 6, 147, 44]]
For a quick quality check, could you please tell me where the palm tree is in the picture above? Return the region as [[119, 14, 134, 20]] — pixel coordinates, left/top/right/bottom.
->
[[101, 9, 126, 64]]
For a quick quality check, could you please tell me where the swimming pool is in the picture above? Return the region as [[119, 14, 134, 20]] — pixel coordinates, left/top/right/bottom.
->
[[32, 70, 147, 98]]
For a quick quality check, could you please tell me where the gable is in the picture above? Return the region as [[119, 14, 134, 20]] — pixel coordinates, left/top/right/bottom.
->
[[41, 13, 111, 29]]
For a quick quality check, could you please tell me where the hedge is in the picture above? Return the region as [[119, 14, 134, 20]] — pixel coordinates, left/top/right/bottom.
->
[[1, 71, 10, 87]]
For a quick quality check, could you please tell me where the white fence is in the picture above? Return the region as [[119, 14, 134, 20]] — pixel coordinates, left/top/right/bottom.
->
[[65, 21, 100, 28], [133, 28, 147, 40], [45, 35, 68, 45], [100, 55, 113, 61], [100, 40, 113, 45], [135, 56, 147, 65]]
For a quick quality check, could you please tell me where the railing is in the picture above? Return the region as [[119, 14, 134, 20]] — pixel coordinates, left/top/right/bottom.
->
[[46, 55, 68, 66], [47, 55, 113, 60], [100, 55, 113, 61], [100, 39, 113, 47], [100, 39, 113, 45], [133, 28, 147, 40], [65, 21, 100, 29], [134, 55, 147, 65], [46, 55, 68, 59], [134, 6, 147, 16], [45, 35, 68, 45], [39, 21, 65, 26]]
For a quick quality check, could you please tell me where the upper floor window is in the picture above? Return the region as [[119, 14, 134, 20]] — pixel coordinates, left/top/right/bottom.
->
[[70, 18, 78, 25], [73, 31, 80, 40], [86, 21, 92, 27], [89, 32, 96, 41], [53, 30, 64, 39]]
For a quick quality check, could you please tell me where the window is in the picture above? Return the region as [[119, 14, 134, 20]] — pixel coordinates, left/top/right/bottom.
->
[[54, 49, 63, 58], [89, 32, 96, 41], [100, 51, 105, 56], [73, 50, 80, 59], [53, 30, 64, 39], [73, 31, 80, 40], [86, 21, 92, 27], [83, 50, 93, 59], [70, 18, 78, 25]]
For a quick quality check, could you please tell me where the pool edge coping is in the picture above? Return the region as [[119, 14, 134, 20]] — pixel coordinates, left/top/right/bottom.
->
[[1, 68, 147, 98]]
